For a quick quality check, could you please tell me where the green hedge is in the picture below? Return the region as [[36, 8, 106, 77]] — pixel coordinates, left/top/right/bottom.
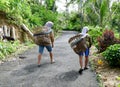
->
[[102, 44, 120, 67]]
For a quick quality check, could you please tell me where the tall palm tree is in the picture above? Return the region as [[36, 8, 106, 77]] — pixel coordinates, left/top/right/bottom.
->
[[81, 0, 110, 27], [67, 0, 111, 27]]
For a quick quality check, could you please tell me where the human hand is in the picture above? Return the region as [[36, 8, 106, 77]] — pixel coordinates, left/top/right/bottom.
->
[[52, 44, 54, 48]]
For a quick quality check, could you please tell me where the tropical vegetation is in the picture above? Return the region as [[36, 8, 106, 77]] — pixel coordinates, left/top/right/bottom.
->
[[0, 0, 119, 62], [0, 0, 120, 86]]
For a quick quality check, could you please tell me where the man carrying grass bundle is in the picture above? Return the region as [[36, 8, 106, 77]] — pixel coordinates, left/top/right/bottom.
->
[[34, 21, 55, 67], [68, 26, 92, 74]]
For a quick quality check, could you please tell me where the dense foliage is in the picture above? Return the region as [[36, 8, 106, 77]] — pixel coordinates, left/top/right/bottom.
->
[[102, 44, 120, 67], [0, 41, 19, 59], [111, 2, 120, 33], [0, 0, 59, 30], [65, 0, 120, 34], [88, 26, 103, 46], [64, 0, 111, 30]]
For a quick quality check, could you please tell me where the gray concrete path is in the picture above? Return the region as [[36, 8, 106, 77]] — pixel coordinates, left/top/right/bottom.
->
[[0, 31, 98, 87]]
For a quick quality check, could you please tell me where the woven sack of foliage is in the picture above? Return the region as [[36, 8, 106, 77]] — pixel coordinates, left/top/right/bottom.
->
[[68, 34, 88, 54], [33, 26, 52, 45], [102, 44, 120, 67], [32, 26, 43, 34]]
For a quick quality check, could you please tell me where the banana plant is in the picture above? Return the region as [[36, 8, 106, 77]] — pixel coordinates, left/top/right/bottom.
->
[[111, 2, 120, 38]]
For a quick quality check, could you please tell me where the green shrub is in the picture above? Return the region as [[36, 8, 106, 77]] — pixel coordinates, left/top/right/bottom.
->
[[88, 26, 103, 47], [0, 40, 19, 60], [0, 52, 5, 59], [102, 44, 120, 67]]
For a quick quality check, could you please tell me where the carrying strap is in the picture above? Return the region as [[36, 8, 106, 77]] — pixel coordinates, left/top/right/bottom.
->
[[33, 29, 52, 36]]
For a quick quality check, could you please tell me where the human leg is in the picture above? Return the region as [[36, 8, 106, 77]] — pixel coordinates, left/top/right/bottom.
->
[[38, 53, 42, 67], [78, 52, 84, 74], [79, 56, 83, 74], [49, 52, 55, 64], [79, 55, 83, 69], [46, 45, 54, 64], [84, 48, 90, 69], [38, 45, 44, 66], [84, 56, 89, 69]]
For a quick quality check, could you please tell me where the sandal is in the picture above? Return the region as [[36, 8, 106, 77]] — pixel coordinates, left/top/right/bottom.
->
[[79, 69, 83, 74], [38, 64, 41, 67], [51, 60, 55, 64], [84, 67, 89, 70]]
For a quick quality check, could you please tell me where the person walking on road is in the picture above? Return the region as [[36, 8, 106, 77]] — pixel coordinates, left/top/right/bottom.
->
[[37, 21, 55, 67], [78, 26, 92, 74]]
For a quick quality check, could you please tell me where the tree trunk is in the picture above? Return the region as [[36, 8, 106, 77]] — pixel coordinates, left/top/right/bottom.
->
[[7, 27, 10, 37], [11, 27, 16, 39], [0, 27, 3, 40], [39, 0, 42, 4], [21, 24, 35, 42], [3, 25, 7, 36]]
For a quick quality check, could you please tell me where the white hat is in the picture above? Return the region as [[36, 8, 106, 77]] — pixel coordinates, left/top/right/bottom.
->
[[81, 26, 89, 35], [45, 21, 54, 28]]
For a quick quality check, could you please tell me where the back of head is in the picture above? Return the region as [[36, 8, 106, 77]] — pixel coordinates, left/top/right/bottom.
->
[[45, 21, 54, 28], [81, 26, 89, 35]]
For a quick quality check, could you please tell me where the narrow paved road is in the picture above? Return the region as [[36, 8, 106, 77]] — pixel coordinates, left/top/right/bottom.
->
[[0, 31, 98, 87]]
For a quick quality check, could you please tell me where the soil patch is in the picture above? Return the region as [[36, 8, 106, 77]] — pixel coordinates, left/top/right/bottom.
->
[[90, 46, 120, 87]]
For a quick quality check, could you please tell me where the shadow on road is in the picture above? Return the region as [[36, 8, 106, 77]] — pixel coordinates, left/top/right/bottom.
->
[[55, 70, 79, 82], [11, 64, 38, 76]]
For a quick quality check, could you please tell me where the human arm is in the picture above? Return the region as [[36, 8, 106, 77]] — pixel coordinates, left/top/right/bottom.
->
[[88, 36, 92, 48], [50, 31, 54, 48]]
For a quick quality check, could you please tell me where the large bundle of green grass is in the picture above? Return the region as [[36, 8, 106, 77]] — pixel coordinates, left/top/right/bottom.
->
[[68, 34, 88, 54]]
